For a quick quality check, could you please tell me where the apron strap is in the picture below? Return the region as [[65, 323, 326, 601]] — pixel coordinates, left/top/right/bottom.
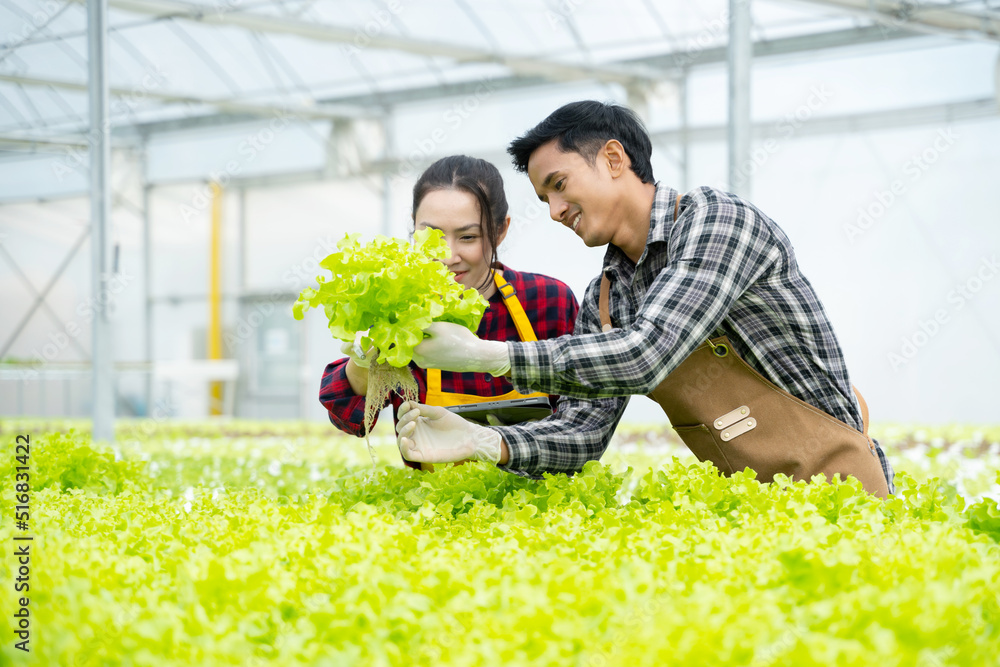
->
[[852, 385, 877, 453], [427, 270, 540, 398], [599, 276, 611, 331], [852, 386, 870, 438], [599, 192, 682, 332], [427, 367, 444, 396], [493, 270, 538, 342]]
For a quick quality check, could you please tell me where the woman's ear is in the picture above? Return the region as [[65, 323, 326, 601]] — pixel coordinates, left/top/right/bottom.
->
[[497, 215, 511, 247]]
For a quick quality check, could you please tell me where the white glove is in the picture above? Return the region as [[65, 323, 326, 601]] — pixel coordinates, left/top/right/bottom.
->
[[411, 322, 511, 377], [340, 331, 373, 368], [396, 401, 502, 464]]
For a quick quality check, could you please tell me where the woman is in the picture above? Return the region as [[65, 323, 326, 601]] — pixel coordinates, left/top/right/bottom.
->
[[319, 155, 579, 469]]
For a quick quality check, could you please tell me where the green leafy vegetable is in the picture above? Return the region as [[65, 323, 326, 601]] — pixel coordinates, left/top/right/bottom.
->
[[293, 229, 488, 367], [2, 421, 1000, 665]]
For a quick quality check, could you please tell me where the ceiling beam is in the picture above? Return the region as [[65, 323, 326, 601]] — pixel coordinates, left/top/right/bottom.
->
[[0, 72, 368, 121], [3, 96, 990, 206], [793, 0, 1000, 42], [630, 24, 925, 71], [0, 19, 970, 146], [74, 0, 665, 86], [126, 24, 930, 137], [651, 97, 998, 144], [0, 135, 93, 150]]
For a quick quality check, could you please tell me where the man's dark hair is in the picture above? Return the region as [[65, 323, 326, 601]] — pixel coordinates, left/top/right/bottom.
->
[[507, 100, 655, 184]]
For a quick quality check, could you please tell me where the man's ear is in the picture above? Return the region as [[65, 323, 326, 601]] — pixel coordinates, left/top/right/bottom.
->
[[602, 139, 630, 178]]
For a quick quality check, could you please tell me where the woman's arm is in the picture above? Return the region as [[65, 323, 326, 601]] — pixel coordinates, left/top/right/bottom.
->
[[319, 358, 372, 437], [344, 358, 368, 396]]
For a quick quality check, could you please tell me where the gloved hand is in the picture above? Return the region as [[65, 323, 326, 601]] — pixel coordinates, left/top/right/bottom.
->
[[341, 331, 374, 396], [411, 322, 511, 377], [341, 330, 376, 366], [340, 340, 372, 369], [396, 401, 502, 464]]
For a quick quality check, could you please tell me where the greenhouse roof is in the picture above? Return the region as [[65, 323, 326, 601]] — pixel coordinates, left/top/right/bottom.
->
[[2, 0, 998, 150]]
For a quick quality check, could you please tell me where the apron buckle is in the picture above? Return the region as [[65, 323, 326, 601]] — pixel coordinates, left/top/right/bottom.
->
[[713, 405, 751, 430], [713, 405, 757, 441], [707, 339, 729, 357], [720, 417, 757, 442]]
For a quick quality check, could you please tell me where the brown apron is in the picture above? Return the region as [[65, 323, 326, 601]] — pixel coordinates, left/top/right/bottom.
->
[[598, 195, 889, 498]]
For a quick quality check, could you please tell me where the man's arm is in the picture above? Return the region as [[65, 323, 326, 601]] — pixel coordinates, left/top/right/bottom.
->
[[494, 284, 628, 476], [399, 285, 630, 477], [396, 393, 627, 476], [509, 189, 782, 400], [492, 394, 629, 476]]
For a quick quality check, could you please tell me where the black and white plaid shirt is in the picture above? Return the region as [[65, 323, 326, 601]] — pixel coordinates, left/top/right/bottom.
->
[[497, 183, 895, 493]]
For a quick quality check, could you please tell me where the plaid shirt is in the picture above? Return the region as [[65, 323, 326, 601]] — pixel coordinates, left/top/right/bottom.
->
[[320, 264, 579, 467], [498, 183, 894, 493]]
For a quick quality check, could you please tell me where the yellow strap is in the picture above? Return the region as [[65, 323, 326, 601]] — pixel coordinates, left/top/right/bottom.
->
[[426, 369, 443, 400], [494, 271, 538, 343], [426, 270, 546, 405]]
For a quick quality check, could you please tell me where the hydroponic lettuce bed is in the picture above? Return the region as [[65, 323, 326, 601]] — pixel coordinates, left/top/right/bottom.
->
[[1, 419, 998, 667]]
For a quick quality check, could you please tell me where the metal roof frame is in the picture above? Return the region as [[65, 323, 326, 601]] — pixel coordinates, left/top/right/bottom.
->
[[1, 0, 998, 433]]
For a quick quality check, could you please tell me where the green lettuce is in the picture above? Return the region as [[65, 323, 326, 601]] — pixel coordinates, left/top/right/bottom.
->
[[4, 419, 1000, 666], [292, 229, 488, 367]]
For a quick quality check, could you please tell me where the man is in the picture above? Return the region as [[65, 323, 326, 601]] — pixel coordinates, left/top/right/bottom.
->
[[397, 100, 894, 497]]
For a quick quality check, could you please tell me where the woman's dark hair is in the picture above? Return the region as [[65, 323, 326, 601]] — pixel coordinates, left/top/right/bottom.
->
[[412, 155, 509, 292], [507, 100, 655, 184]]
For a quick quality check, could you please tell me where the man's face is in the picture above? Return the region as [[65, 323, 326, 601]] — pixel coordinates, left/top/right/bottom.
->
[[526, 139, 619, 248]]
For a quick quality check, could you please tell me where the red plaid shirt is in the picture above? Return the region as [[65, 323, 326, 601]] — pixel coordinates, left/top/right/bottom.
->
[[319, 264, 579, 466]]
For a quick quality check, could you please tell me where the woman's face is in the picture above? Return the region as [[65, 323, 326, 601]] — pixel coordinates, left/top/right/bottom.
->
[[414, 188, 506, 298]]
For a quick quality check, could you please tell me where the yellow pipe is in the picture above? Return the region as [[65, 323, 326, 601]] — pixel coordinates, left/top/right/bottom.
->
[[209, 181, 223, 416]]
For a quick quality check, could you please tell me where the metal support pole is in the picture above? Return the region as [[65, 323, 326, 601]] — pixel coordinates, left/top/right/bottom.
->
[[381, 172, 392, 237], [88, 0, 114, 442], [142, 140, 153, 417], [381, 114, 394, 237], [208, 182, 224, 416], [236, 186, 247, 419], [238, 188, 247, 295], [626, 85, 650, 125], [727, 0, 752, 198], [679, 70, 690, 193], [995, 50, 999, 109]]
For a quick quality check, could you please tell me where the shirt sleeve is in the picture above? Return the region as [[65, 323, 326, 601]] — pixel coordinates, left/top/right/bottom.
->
[[507, 194, 782, 400], [318, 358, 374, 437], [552, 280, 579, 338], [320, 360, 426, 470], [496, 284, 629, 478], [539, 274, 579, 410]]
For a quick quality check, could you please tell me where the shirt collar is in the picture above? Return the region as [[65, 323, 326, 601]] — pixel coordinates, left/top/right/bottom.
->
[[601, 181, 678, 276]]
